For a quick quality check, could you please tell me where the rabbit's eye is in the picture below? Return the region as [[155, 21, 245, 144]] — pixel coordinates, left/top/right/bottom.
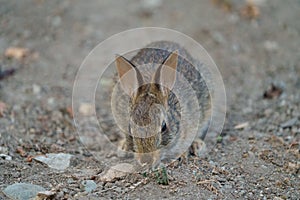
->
[[161, 121, 167, 132]]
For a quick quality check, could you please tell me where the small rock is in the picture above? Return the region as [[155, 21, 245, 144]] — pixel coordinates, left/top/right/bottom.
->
[[224, 184, 232, 189], [263, 40, 279, 52], [209, 161, 216, 166], [105, 182, 113, 188], [79, 103, 93, 116], [0, 146, 8, 154], [3, 183, 45, 200], [273, 197, 284, 200], [33, 84, 41, 95], [115, 187, 122, 193], [67, 178, 76, 184], [239, 190, 246, 196], [55, 191, 64, 199], [36, 190, 56, 200], [0, 153, 12, 160], [81, 180, 97, 193], [47, 97, 55, 106], [34, 153, 72, 170], [212, 31, 226, 45], [99, 163, 135, 182], [281, 117, 298, 128], [51, 110, 63, 122]]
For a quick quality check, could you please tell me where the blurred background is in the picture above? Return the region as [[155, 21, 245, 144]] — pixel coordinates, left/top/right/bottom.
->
[[1, 0, 299, 108]]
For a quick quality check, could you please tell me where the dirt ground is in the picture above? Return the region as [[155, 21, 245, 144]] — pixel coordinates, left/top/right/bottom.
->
[[0, 0, 299, 199]]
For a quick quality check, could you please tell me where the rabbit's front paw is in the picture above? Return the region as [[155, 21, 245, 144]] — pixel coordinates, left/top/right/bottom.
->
[[189, 138, 206, 157], [136, 151, 161, 169], [117, 139, 134, 158]]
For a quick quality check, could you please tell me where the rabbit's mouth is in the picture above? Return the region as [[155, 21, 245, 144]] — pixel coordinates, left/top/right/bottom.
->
[[135, 150, 161, 168]]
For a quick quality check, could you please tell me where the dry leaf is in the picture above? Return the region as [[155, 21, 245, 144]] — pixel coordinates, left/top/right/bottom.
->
[[5, 47, 29, 60], [240, 2, 260, 19], [263, 84, 283, 99], [285, 162, 299, 174], [60, 106, 73, 118], [0, 101, 7, 117], [211, 0, 233, 12], [26, 155, 35, 162], [234, 122, 249, 130], [16, 147, 27, 157], [66, 106, 73, 118]]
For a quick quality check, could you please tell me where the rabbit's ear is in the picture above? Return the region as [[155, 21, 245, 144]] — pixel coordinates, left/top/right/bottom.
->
[[153, 50, 178, 96], [115, 55, 143, 96]]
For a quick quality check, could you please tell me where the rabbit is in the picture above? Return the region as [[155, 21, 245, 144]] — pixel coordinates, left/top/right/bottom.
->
[[112, 41, 211, 168]]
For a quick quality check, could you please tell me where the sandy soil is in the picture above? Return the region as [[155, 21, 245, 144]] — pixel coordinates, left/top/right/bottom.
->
[[0, 0, 299, 199]]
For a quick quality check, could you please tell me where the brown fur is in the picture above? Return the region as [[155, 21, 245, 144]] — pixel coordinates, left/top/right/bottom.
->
[[114, 41, 211, 168]]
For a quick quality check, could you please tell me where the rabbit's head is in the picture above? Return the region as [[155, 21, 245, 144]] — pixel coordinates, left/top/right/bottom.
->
[[115, 51, 178, 166]]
